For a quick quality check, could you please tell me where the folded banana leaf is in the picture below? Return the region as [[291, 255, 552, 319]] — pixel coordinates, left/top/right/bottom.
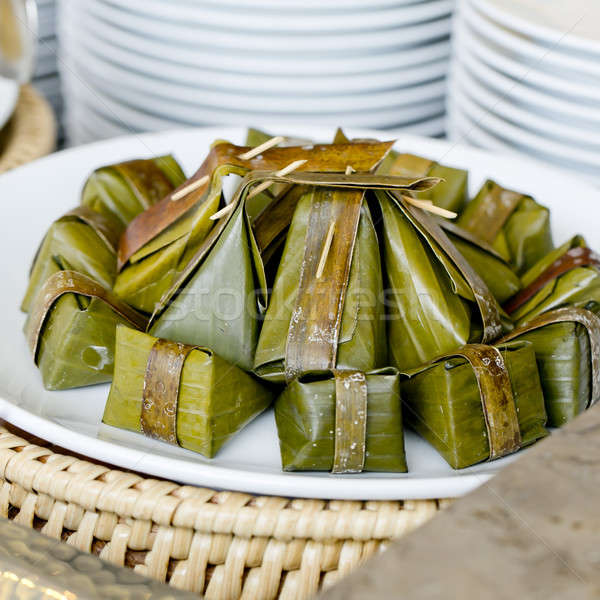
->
[[377, 189, 508, 371], [402, 342, 548, 469], [275, 368, 405, 473], [456, 179, 553, 275], [102, 325, 273, 458], [499, 306, 600, 427], [439, 220, 522, 304], [21, 207, 120, 313], [334, 128, 467, 213], [81, 155, 186, 228], [24, 271, 148, 390], [118, 139, 395, 269], [505, 236, 600, 325]]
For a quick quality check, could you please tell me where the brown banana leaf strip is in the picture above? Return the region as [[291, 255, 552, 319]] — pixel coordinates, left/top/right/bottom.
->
[[393, 192, 504, 341], [63, 206, 121, 253], [332, 370, 368, 474], [437, 218, 506, 261], [113, 159, 175, 211], [499, 306, 600, 408], [434, 344, 522, 460], [141, 339, 195, 445], [26, 270, 148, 361], [118, 140, 395, 269], [461, 185, 524, 243], [504, 247, 600, 314], [285, 188, 363, 381]]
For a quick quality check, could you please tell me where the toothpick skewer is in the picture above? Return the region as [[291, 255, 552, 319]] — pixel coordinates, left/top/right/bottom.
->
[[238, 136, 285, 160], [209, 203, 236, 221], [247, 159, 307, 199], [345, 165, 355, 175], [316, 221, 336, 279], [402, 195, 457, 219], [170, 175, 210, 201]]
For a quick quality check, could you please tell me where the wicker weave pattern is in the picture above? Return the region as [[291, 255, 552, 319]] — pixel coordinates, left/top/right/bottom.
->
[[0, 427, 446, 599]]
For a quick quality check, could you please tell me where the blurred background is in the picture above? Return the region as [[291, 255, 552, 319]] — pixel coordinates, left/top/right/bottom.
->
[[1, 0, 599, 183]]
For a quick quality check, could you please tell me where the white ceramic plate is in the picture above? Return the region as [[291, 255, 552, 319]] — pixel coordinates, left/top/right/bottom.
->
[[2, 126, 598, 500], [0, 77, 18, 130], [83, 0, 452, 53], [59, 3, 451, 76], [67, 25, 449, 95], [102, 0, 453, 33], [192, 0, 429, 9]]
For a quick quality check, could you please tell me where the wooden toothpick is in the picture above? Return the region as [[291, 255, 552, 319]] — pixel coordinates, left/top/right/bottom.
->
[[247, 159, 308, 199], [209, 203, 236, 221], [345, 165, 355, 175], [316, 221, 336, 279], [170, 175, 210, 201], [402, 195, 458, 219], [238, 136, 285, 160]]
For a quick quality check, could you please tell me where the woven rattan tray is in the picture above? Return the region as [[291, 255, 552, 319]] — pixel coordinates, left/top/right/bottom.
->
[[0, 84, 56, 174], [0, 423, 447, 598]]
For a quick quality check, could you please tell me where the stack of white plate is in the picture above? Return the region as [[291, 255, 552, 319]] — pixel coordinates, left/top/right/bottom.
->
[[447, 0, 600, 185], [57, 0, 455, 146], [33, 0, 63, 140]]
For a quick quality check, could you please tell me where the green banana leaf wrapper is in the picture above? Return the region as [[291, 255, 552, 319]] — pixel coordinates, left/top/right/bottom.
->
[[24, 271, 148, 390], [440, 220, 522, 304], [499, 306, 600, 427], [456, 179, 554, 275], [21, 206, 120, 313], [377, 190, 508, 371], [334, 128, 468, 213], [103, 326, 273, 458], [81, 155, 186, 228], [275, 368, 406, 473], [402, 342, 548, 469], [505, 236, 600, 326]]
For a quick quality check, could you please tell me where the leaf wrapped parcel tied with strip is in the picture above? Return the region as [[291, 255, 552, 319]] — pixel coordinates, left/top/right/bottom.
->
[[102, 326, 273, 458], [334, 128, 468, 213], [81, 155, 186, 229], [253, 171, 440, 382], [401, 342, 548, 470], [275, 368, 406, 473], [24, 271, 148, 390], [114, 138, 394, 313], [498, 306, 600, 427], [504, 236, 600, 326], [456, 179, 554, 275], [21, 207, 120, 313]]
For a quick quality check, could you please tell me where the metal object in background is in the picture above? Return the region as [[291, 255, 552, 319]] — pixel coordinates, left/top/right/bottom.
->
[[0, 0, 37, 82], [0, 517, 198, 599]]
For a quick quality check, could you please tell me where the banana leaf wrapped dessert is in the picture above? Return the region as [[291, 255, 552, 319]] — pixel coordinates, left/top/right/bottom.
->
[[115, 139, 394, 313], [376, 190, 508, 371], [505, 236, 600, 326], [499, 306, 600, 427], [24, 271, 148, 390], [402, 342, 548, 469], [22, 207, 120, 313], [275, 368, 406, 473], [103, 326, 273, 458], [81, 155, 186, 228], [457, 179, 553, 275]]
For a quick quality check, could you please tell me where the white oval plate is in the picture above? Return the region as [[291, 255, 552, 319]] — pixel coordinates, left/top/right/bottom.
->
[[2, 125, 598, 499], [0, 77, 18, 131], [83, 0, 452, 53], [101, 0, 453, 33]]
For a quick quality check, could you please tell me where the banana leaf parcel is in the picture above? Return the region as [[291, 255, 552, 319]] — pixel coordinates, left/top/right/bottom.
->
[[456, 179, 553, 275], [504, 236, 600, 326], [114, 139, 394, 314], [275, 368, 406, 473], [24, 271, 148, 390], [103, 326, 273, 458], [377, 190, 508, 372], [253, 172, 439, 383], [402, 342, 548, 469], [499, 306, 600, 427], [22, 206, 120, 313], [81, 155, 186, 228]]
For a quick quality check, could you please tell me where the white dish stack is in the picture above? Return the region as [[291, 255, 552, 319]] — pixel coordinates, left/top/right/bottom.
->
[[447, 0, 600, 186], [57, 0, 455, 146], [34, 0, 62, 140]]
